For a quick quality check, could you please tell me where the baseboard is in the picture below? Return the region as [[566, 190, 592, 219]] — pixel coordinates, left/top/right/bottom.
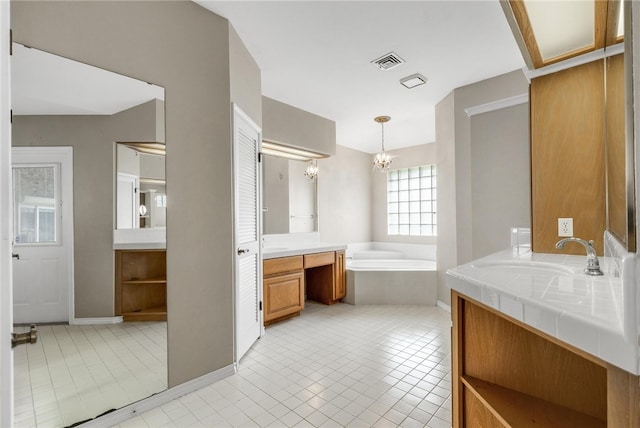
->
[[437, 300, 451, 313], [70, 316, 123, 325], [79, 364, 237, 427]]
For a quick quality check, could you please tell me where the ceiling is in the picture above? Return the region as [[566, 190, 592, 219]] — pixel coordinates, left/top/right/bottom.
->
[[11, 1, 526, 154], [196, 0, 526, 153]]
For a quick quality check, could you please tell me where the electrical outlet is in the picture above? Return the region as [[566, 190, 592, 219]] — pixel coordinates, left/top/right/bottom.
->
[[558, 218, 573, 237]]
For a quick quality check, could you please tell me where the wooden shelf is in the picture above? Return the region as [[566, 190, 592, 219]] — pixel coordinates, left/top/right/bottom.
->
[[122, 278, 167, 285], [462, 376, 606, 428], [123, 305, 167, 322], [115, 249, 167, 322]]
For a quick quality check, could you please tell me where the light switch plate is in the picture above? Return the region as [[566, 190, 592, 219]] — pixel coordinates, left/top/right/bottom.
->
[[558, 218, 573, 237]]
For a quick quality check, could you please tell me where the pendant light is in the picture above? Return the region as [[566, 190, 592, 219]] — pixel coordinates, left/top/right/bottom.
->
[[373, 115, 393, 172], [304, 160, 319, 181]]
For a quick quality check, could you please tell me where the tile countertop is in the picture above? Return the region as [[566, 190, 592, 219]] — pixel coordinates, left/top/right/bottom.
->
[[263, 243, 347, 259], [447, 249, 640, 375]]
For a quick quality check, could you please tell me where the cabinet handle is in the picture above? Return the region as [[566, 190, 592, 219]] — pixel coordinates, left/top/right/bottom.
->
[[237, 248, 250, 255]]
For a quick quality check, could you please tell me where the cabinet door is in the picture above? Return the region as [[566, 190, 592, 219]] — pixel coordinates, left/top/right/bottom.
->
[[264, 271, 304, 323], [334, 250, 346, 300]]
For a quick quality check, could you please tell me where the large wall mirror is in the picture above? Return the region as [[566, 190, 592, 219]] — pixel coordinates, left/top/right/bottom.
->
[[262, 154, 319, 234], [605, 0, 636, 251], [11, 43, 167, 426]]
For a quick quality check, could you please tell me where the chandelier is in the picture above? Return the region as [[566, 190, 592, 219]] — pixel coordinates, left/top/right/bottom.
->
[[304, 160, 319, 181], [373, 116, 392, 172]]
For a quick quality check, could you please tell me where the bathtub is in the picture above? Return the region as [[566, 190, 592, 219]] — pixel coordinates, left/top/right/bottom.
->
[[344, 252, 437, 305]]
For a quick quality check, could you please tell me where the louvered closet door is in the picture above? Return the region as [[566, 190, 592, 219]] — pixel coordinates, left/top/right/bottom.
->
[[233, 105, 262, 362]]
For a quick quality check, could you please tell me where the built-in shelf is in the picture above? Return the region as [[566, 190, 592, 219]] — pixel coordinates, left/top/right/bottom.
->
[[462, 376, 606, 428], [122, 279, 167, 285], [115, 249, 167, 322]]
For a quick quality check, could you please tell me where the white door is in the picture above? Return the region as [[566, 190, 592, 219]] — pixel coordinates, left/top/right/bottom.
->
[[233, 105, 262, 362], [12, 147, 74, 324], [116, 172, 138, 229], [0, 2, 13, 425]]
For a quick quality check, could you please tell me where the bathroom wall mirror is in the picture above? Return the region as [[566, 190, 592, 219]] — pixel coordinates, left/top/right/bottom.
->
[[263, 154, 318, 234], [11, 43, 167, 426], [116, 142, 166, 229], [605, 0, 636, 251]]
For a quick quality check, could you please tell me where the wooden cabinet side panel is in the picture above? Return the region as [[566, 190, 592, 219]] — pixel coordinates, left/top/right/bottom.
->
[[607, 363, 640, 427], [463, 300, 607, 420], [451, 291, 464, 428], [115, 251, 123, 316], [264, 271, 304, 323], [334, 250, 346, 300], [530, 59, 606, 255]]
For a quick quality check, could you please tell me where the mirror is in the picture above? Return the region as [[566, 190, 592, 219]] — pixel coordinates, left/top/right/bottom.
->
[[605, 0, 635, 251], [116, 143, 166, 229], [11, 43, 167, 426], [263, 154, 318, 234]]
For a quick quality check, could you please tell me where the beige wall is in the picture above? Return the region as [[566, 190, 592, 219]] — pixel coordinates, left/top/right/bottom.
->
[[13, 102, 160, 318], [436, 69, 529, 305], [263, 96, 336, 156], [435, 92, 457, 305], [371, 143, 437, 244], [12, 0, 261, 387], [470, 103, 531, 259], [318, 145, 372, 244]]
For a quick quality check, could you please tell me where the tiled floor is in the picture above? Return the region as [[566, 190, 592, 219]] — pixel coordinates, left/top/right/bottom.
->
[[13, 322, 167, 427], [118, 303, 452, 428]]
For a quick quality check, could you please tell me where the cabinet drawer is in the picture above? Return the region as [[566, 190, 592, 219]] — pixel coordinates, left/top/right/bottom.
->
[[264, 271, 304, 323], [304, 251, 335, 268], [264, 255, 303, 276]]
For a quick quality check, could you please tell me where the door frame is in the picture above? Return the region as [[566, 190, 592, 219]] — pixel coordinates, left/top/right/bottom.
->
[[232, 103, 264, 365], [12, 147, 75, 323], [1, 1, 12, 425]]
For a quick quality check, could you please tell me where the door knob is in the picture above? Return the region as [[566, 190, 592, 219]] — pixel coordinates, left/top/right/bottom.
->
[[12, 253, 19, 260], [237, 248, 250, 255]]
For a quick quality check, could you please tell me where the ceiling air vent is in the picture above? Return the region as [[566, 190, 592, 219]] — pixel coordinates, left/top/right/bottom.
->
[[371, 52, 405, 71]]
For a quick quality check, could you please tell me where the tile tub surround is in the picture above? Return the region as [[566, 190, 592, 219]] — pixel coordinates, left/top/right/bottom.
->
[[345, 255, 438, 306], [447, 248, 639, 375]]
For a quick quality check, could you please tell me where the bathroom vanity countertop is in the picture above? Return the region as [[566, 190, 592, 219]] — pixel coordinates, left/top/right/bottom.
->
[[447, 249, 639, 375], [263, 243, 347, 259]]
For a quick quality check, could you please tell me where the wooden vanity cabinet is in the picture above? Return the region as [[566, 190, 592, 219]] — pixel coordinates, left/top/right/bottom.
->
[[115, 249, 167, 322], [452, 290, 640, 428], [305, 250, 346, 305], [263, 255, 305, 325]]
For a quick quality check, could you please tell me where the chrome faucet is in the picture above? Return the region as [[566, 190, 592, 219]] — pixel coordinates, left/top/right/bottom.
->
[[555, 237, 603, 276]]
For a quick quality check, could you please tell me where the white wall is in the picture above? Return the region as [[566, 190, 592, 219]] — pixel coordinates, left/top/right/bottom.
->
[[372, 143, 437, 244], [470, 103, 531, 259], [318, 144, 372, 244]]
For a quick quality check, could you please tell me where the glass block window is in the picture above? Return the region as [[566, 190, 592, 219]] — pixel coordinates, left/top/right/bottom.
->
[[387, 165, 437, 236]]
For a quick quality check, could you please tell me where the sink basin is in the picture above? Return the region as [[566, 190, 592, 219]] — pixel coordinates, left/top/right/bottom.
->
[[471, 260, 578, 276]]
